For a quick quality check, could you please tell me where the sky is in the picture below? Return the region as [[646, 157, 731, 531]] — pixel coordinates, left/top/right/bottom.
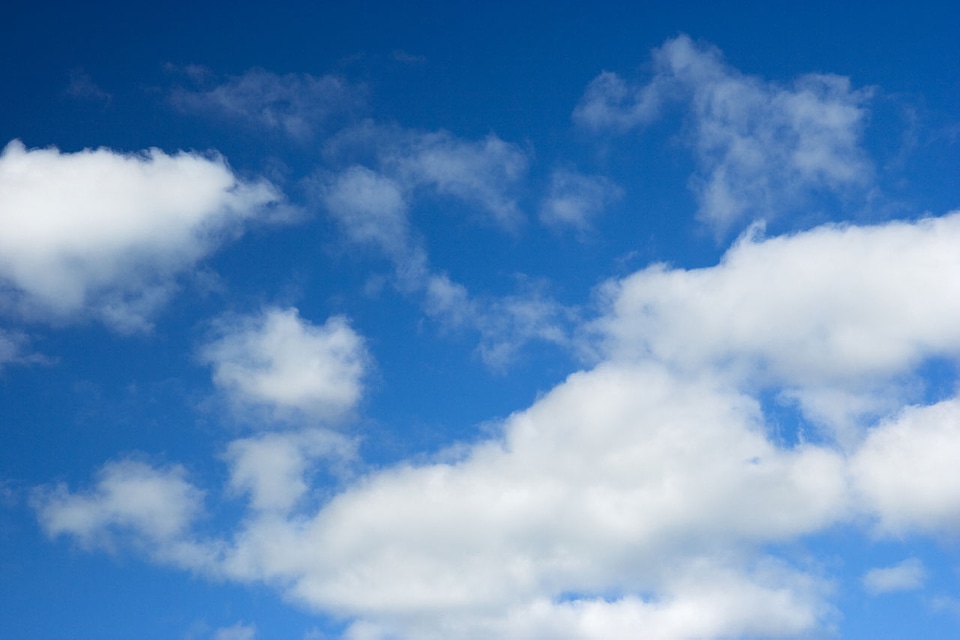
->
[[1, 1, 959, 638]]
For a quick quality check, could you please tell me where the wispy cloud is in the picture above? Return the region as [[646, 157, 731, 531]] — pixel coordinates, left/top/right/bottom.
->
[[862, 558, 926, 594], [575, 35, 873, 235], [539, 168, 622, 235], [64, 69, 111, 104], [172, 68, 366, 141]]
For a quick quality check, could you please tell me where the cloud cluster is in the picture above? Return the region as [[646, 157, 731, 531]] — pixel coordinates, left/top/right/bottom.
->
[[25, 38, 960, 640], [575, 35, 872, 233], [37, 209, 960, 638], [317, 128, 572, 367], [0, 140, 283, 330]]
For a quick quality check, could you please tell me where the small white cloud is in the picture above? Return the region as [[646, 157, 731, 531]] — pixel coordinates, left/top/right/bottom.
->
[[172, 69, 365, 141], [0, 328, 49, 370], [319, 166, 411, 260], [65, 69, 111, 104], [395, 132, 528, 231], [224, 429, 356, 512], [213, 622, 257, 640], [0, 140, 283, 330], [202, 308, 369, 424], [35, 460, 203, 549], [573, 70, 666, 132], [539, 169, 622, 233], [862, 558, 926, 594]]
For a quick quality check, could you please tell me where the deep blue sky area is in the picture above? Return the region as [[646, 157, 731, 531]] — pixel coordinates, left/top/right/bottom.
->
[[2, 2, 959, 639]]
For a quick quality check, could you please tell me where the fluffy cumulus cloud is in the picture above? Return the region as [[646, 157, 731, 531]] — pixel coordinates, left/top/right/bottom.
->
[[592, 212, 960, 439], [0, 140, 283, 330], [575, 35, 872, 233], [34, 460, 204, 555], [172, 68, 365, 140], [851, 398, 960, 535], [224, 428, 356, 513], [206, 362, 845, 639], [202, 307, 368, 424]]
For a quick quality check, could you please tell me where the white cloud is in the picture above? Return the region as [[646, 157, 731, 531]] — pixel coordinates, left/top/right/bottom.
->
[[0, 140, 283, 330], [316, 139, 567, 368], [384, 131, 529, 231], [172, 69, 365, 140], [213, 622, 257, 640], [323, 123, 529, 232], [35, 460, 203, 550], [852, 398, 960, 535], [202, 307, 368, 424], [0, 328, 47, 370], [862, 558, 926, 595], [225, 429, 356, 513], [573, 71, 666, 132], [38, 190, 960, 637], [539, 169, 622, 233], [204, 362, 843, 638], [592, 212, 960, 438], [319, 166, 411, 260], [575, 35, 872, 233]]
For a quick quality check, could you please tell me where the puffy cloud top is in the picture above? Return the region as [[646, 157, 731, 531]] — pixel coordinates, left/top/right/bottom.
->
[[0, 140, 282, 330]]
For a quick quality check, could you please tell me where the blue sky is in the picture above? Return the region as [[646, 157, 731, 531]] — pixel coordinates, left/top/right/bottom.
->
[[1, 2, 959, 638]]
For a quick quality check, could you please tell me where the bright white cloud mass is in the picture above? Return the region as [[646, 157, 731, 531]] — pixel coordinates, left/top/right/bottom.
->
[[3, 11, 959, 640], [0, 140, 283, 330]]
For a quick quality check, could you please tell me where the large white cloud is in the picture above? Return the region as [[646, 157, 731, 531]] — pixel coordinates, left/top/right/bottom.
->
[[592, 212, 960, 438], [201, 307, 369, 424], [199, 362, 845, 638], [575, 35, 872, 233], [0, 140, 283, 330], [35, 210, 960, 638]]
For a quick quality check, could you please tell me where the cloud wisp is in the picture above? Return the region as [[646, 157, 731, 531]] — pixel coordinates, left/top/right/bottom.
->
[[172, 68, 366, 141], [315, 130, 573, 368], [575, 34, 873, 234]]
